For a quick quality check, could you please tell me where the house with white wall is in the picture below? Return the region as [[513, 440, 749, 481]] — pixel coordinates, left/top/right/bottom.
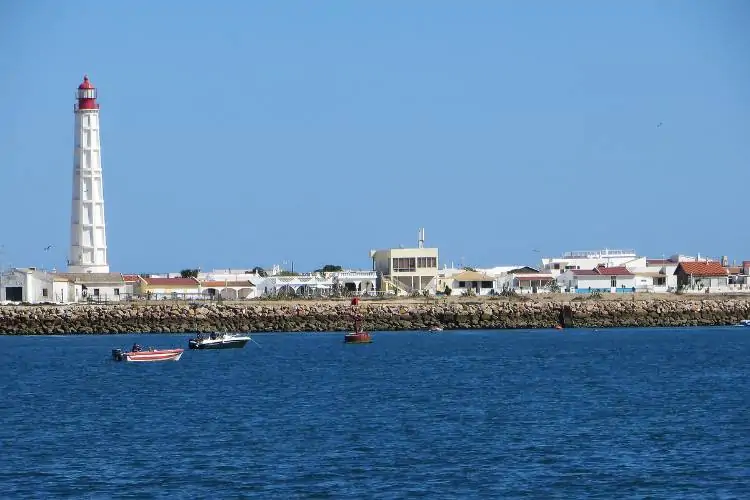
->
[[1, 268, 53, 303], [0, 268, 86, 303], [260, 274, 334, 297], [512, 273, 556, 294], [621, 258, 678, 292], [135, 277, 202, 299], [450, 270, 496, 296], [55, 272, 126, 302], [560, 266, 637, 293], [674, 262, 729, 292], [541, 249, 639, 277], [199, 280, 257, 299]]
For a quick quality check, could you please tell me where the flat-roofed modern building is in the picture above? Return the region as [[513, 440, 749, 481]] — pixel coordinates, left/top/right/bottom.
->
[[370, 228, 439, 295]]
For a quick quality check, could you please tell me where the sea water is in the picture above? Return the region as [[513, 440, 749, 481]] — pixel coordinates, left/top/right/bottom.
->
[[1, 327, 748, 498]]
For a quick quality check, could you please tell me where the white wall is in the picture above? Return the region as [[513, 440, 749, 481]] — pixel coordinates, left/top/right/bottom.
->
[[80, 284, 124, 302], [0, 270, 56, 303], [542, 251, 638, 276], [574, 275, 637, 293]]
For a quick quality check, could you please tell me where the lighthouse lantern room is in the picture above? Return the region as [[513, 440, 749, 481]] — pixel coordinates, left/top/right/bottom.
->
[[68, 75, 109, 274]]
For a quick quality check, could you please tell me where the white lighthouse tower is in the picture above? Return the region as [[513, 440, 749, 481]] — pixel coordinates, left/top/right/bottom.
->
[[68, 75, 109, 274]]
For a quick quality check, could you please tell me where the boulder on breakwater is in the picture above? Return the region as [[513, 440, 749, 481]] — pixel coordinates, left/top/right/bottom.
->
[[1, 297, 750, 335]]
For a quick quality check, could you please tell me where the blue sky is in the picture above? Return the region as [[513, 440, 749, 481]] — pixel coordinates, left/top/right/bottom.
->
[[1, 1, 748, 273]]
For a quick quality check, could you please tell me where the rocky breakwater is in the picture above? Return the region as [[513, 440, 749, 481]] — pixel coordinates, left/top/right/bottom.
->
[[1, 298, 749, 334]]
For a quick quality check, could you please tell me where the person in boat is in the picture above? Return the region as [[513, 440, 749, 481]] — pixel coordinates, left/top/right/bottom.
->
[[131, 343, 142, 352]]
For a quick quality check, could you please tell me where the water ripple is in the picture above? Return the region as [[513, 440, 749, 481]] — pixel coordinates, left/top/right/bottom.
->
[[1, 328, 749, 498]]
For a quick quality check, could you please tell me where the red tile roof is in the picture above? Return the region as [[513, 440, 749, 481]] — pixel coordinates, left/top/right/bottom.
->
[[571, 269, 601, 276], [675, 262, 728, 277], [572, 266, 633, 276], [596, 266, 633, 276], [142, 277, 200, 286], [122, 274, 140, 282]]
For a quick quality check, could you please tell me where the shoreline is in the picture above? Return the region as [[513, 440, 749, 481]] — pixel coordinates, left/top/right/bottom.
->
[[1, 296, 749, 334]]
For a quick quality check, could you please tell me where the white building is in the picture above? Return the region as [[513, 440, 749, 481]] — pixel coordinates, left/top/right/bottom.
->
[[625, 258, 679, 292], [370, 228, 439, 295], [55, 272, 126, 302], [332, 270, 378, 295], [68, 75, 109, 274], [261, 274, 334, 297], [449, 270, 496, 296], [1, 268, 55, 303], [0, 268, 86, 304], [135, 277, 202, 299], [541, 249, 638, 277], [200, 280, 258, 300], [512, 273, 556, 294], [560, 266, 637, 294], [674, 262, 730, 292]]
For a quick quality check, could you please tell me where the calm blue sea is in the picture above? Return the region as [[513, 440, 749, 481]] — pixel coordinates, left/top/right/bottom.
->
[[1, 327, 749, 499]]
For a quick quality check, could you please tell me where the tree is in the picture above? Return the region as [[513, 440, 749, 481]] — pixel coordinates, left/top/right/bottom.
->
[[180, 269, 199, 278], [315, 264, 343, 273], [247, 267, 267, 277]]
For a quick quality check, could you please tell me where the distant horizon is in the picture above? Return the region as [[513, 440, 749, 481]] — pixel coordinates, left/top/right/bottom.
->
[[2, 2, 748, 272]]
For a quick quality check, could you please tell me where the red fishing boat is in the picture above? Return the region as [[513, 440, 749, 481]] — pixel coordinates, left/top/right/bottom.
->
[[344, 297, 372, 344]]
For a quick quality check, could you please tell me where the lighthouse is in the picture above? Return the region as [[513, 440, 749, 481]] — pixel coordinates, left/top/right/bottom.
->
[[68, 75, 109, 274]]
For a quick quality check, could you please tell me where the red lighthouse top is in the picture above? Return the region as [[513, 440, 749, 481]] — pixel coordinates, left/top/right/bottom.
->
[[76, 75, 99, 110]]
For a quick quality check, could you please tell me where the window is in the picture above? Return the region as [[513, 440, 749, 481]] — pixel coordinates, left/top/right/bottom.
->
[[93, 288, 100, 296], [610, 276, 616, 287], [481, 281, 493, 289], [417, 257, 437, 268], [458, 281, 466, 288], [392, 257, 416, 273], [42, 288, 49, 297], [114, 288, 120, 296]]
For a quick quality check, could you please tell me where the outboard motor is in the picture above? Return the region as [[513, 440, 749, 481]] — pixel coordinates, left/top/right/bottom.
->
[[112, 348, 124, 361]]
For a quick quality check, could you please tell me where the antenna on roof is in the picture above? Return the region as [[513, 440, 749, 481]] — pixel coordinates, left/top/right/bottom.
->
[[418, 227, 425, 249]]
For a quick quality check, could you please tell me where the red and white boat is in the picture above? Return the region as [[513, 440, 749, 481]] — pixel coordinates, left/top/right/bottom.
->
[[112, 346, 184, 362]]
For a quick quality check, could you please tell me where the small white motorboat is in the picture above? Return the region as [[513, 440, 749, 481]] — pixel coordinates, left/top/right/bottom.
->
[[188, 331, 251, 350], [737, 320, 750, 327]]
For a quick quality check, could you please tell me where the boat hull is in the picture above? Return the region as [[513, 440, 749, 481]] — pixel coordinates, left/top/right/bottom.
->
[[189, 338, 250, 350], [113, 348, 184, 362], [344, 332, 372, 344]]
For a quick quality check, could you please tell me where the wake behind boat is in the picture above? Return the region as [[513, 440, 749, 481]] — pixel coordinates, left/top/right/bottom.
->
[[112, 344, 184, 362], [188, 331, 251, 350]]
